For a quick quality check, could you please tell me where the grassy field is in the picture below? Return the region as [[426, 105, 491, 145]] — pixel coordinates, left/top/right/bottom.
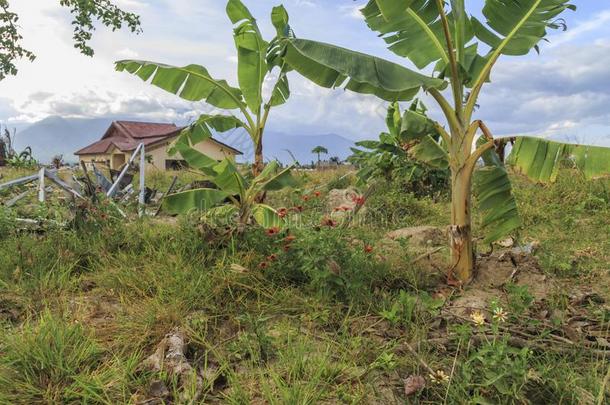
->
[[0, 165, 608, 404]]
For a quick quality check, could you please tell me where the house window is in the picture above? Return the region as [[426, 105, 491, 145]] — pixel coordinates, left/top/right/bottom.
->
[[165, 159, 188, 170]]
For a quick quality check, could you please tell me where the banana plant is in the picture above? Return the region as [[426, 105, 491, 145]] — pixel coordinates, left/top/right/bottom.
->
[[163, 144, 298, 229], [116, 0, 293, 176], [278, 0, 610, 284], [349, 102, 450, 193]]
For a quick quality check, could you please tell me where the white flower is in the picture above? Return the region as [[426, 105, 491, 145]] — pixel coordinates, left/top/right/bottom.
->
[[492, 307, 508, 323]]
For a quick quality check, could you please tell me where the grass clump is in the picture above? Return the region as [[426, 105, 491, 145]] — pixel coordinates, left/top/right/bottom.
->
[[0, 311, 142, 404]]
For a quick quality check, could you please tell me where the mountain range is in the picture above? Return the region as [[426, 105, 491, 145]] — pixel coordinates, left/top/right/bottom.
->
[[12, 116, 610, 165], [11, 116, 357, 165]]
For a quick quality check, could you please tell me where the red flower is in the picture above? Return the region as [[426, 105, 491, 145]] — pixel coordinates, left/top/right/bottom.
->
[[283, 245, 291, 252], [266, 227, 280, 236], [302, 195, 310, 201], [292, 205, 304, 212], [259, 261, 269, 269], [321, 217, 338, 227], [314, 191, 321, 197], [284, 234, 297, 243], [364, 245, 373, 253], [267, 254, 277, 262]]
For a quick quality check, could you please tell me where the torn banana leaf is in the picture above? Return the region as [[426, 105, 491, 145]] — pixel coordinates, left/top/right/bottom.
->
[[474, 138, 520, 244], [509, 136, 610, 182]]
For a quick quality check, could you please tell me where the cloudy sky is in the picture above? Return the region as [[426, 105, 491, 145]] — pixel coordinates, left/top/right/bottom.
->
[[0, 0, 609, 144]]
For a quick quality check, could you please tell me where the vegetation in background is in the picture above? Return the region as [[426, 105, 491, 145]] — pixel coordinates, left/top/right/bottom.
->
[[349, 101, 450, 199], [311, 145, 328, 166]]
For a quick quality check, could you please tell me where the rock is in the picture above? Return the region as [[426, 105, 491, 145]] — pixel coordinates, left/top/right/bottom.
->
[[386, 226, 446, 248], [148, 380, 170, 398], [327, 186, 360, 210], [403, 375, 426, 396], [326, 187, 365, 219]]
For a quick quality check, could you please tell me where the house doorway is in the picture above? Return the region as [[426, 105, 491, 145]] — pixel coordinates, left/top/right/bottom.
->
[[112, 154, 126, 170]]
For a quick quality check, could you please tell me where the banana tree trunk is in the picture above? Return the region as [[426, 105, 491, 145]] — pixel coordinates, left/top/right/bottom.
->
[[449, 165, 474, 284], [253, 140, 264, 177]]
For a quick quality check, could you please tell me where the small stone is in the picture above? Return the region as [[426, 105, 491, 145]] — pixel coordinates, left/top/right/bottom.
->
[[403, 375, 426, 396]]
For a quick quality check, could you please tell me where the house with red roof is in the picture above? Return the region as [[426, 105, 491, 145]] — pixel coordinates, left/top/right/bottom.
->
[[75, 121, 242, 171]]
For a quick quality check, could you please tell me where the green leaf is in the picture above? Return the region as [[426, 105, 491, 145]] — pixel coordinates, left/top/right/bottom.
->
[[169, 115, 247, 173], [399, 110, 437, 142], [509, 137, 610, 182], [281, 38, 447, 102], [213, 159, 249, 196], [271, 5, 290, 36], [408, 135, 448, 169], [268, 69, 291, 107], [473, 0, 576, 57], [374, 0, 413, 20], [252, 204, 283, 228], [171, 142, 218, 175], [474, 138, 520, 244], [115, 60, 244, 110], [362, 0, 452, 69], [164, 188, 230, 214], [227, 0, 267, 113], [260, 165, 299, 191]]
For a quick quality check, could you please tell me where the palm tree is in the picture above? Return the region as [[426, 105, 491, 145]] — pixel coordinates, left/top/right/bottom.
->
[[311, 145, 328, 166]]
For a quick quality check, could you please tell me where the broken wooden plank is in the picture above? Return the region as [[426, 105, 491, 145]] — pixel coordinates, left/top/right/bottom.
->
[[38, 168, 45, 203], [139, 144, 146, 218], [4, 190, 30, 207], [0, 173, 38, 192], [93, 165, 113, 193], [154, 175, 178, 217], [108, 143, 143, 198], [44, 170, 85, 200], [80, 161, 97, 202]]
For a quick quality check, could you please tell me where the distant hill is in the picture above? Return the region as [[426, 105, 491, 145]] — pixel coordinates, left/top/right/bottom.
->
[[13, 116, 357, 165], [13, 116, 113, 163], [215, 130, 356, 165]]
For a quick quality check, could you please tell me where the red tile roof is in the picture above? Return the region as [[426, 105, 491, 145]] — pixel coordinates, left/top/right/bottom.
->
[[113, 121, 180, 139], [75, 121, 242, 155]]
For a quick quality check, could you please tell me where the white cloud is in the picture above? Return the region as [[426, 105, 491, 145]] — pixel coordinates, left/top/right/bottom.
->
[[0, 0, 609, 146]]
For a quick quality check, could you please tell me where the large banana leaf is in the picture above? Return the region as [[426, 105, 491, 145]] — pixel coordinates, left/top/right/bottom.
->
[[408, 135, 448, 169], [115, 61, 245, 110], [169, 115, 246, 173], [252, 204, 283, 228], [509, 137, 610, 182], [398, 108, 449, 169], [474, 139, 520, 244], [227, 0, 267, 112], [268, 69, 290, 107], [362, 0, 459, 69], [164, 188, 230, 214], [213, 159, 248, 196], [473, 0, 576, 57], [281, 38, 447, 102], [256, 162, 299, 191]]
